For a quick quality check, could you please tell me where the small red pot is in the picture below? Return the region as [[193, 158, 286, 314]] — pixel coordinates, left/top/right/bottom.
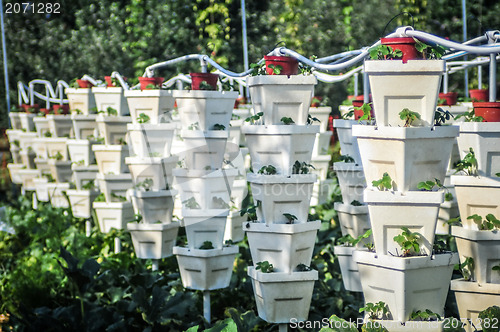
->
[[39, 108, 51, 115], [190, 73, 218, 90], [21, 104, 39, 113], [264, 56, 299, 75], [380, 37, 421, 63], [52, 104, 69, 115], [473, 102, 500, 122], [352, 100, 374, 120], [438, 92, 458, 106], [138, 77, 164, 90], [469, 89, 489, 102], [105, 76, 114, 87], [76, 79, 93, 88], [310, 96, 322, 107]]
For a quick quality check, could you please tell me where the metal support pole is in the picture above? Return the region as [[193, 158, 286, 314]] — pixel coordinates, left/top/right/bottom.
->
[[354, 72, 359, 97], [489, 53, 497, 101], [203, 290, 211, 324], [114, 237, 121, 254], [279, 323, 288, 332], [240, 0, 249, 99], [152, 260, 159, 271], [443, 71, 449, 93], [363, 67, 370, 104], [1, 0, 11, 123], [462, 0, 469, 98], [85, 220, 92, 237], [478, 65, 482, 89]]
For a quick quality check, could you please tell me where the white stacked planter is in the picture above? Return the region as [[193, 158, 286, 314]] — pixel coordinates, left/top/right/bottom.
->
[[450, 121, 500, 332], [172, 88, 240, 292], [309, 106, 334, 206], [91, 87, 133, 235], [124, 88, 180, 260], [243, 74, 320, 324], [351, 59, 460, 328]]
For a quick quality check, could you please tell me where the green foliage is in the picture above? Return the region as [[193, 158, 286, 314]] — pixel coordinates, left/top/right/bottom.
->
[[198, 80, 215, 91], [454, 148, 478, 176], [409, 309, 442, 321], [182, 197, 201, 209], [372, 172, 394, 191], [280, 116, 295, 125], [249, 62, 266, 76], [199, 241, 214, 250], [356, 103, 374, 123], [479, 306, 500, 332], [136, 113, 150, 124], [81, 180, 96, 191], [417, 178, 454, 201], [292, 160, 315, 174], [350, 200, 363, 206], [359, 301, 389, 320], [244, 112, 264, 124], [435, 107, 453, 126], [94, 193, 106, 202], [319, 314, 358, 332], [455, 110, 484, 122], [283, 213, 298, 224], [307, 114, 321, 124], [213, 123, 226, 130], [188, 122, 200, 130], [134, 178, 154, 191], [414, 39, 447, 59], [296, 263, 312, 272], [369, 45, 403, 60], [99, 106, 118, 116], [255, 261, 274, 273], [399, 108, 421, 127], [340, 155, 355, 163], [49, 151, 64, 161], [393, 227, 421, 256], [212, 196, 230, 209], [257, 165, 277, 175], [43, 131, 53, 137], [337, 229, 373, 250], [267, 64, 283, 75], [467, 214, 500, 230], [456, 256, 475, 281], [110, 192, 127, 202]]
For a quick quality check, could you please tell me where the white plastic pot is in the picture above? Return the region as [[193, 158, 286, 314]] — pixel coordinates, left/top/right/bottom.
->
[[44, 137, 69, 161], [34, 158, 50, 175], [125, 156, 177, 190], [18, 132, 37, 152], [71, 164, 99, 191], [247, 75, 317, 125], [245, 220, 321, 273], [128, 222, 180, 259], [451, 175, 500, 230], [310, 155, 332, 180], [452, 226, 500, 284], [312, 131, 332, 157], [125, 89, 176, 124], [17, 169, 41, 191], [67, 189, 99, 218], [451, 279, 500, 332], [65, 88, 96, 115], [180, 130, 228, 170], [127, 123, 177, 158], [181, 209, 228, 250], [457, 122, 500, 177], [48, 159, 73, 183], [92, 87, 129, 116], [332, 119, 362, 165], [364, 60, 445, 126], [436, 199, 459, 235], [93, 144, 129, 175], [94, 201, 135, 232], [248, 173, 316, 225], [247, 266, 318, 323], [130, 189, 176, 224], [18, 113, 37, 132], [71, 114, 98, 140], [230, 178, 249, 210], [46, 115, 73, 138], [334, 202, 371, 242], [224, 211, 246, 243], [10, 146, 21, 164], [46, 182, 71, 208], [174, 245, 239, 290], [96, 173, 133, 203], [333, 246, 363, 292], [173, 90, 238, 131], [353, 125, 459, 192], [242, 124, 319, 176], [33, 117, 50, 137], [67, 139, 96, 166], [333, 162, 366, 204], [309, 106, 331, 132], [173, 168, 238, 210], [7, 163, 23, 184], [33, 177, 49, 202], [8, 113, 22, 130], [365, 189, 443, 256], [354, 251, 458, 322], [96, 115, 131, 145]]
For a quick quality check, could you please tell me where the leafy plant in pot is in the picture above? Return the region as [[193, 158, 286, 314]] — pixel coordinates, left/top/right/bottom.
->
[[70, 78, 94, 89], [472, 101, 500, 122], [469, 88, 489, 102], [352, 100, 374, 121], [190, 72, 218, 90], [104, 75, 126, 88], [438, 92, 458, 106], [138, 77, 164, 90]]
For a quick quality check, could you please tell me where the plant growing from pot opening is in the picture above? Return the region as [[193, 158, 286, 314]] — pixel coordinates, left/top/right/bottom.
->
[[198, 80, 216, 91], [455, 110, 484, 122], [467, 214, 500, 231], [369, 44, 403, 60], [417, 178, 454, 201], [342, 109, 355, 120], [280, 116, 295, 125], [296, 264, 313, 272], [199, 241, 214, 250], [111, 193, 127, 202], [292, 161, 315, 174], [256, 261, 274, 273], [414, 40, 447, 59], [182, 197, 201, 209], [188, 122, 200, 130], [240, 200, 260, 221], [98, 107, 118, 116], [49, 152, 64, 161], [393, 227, 422, 257], [306, 114, 321, 125], [456, 256, 475, 281], [249, 62, 266, 76], [434, 108, 453, 126], [94, 193, 106, 202], [117, 138, 127, 145], [258, 165, 278, 175], [340, 155, 355, 163], [136, 113, 150, 124], [212, 196, 230, 209], [44, 131, 52, 138], [350, 200, 363, 206], [409, 309, 442, 321], [454, 148, 478, 176], [359, 301, 389, 320], [134, 178, 154, 191], [81, 180, 96, 191], [337, 229, 374, 251], [283, 213, 297, 224], [213, 124, 226, 130], [399, 108, 421, 127], [244, 112, 264, 124], [372, 172, 394, 191], [356, 103, 375, 124]]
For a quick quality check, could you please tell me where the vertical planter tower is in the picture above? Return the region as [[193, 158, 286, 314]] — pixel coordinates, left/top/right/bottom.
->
[[242, 58, 321, 326], [91, 84, 133, 242], [124, 82, 180, 264], [351, 52, 460, 328], [171, 75, 240, 322]]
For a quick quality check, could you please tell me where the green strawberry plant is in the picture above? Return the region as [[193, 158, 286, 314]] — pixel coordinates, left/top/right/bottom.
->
[[409, 309, 442, 321], [280, 116, 295, 125], [136, 113, 150, 124], [454, 147, 478, 175], [258, 165, 277, 175], [455, 110, 484, 122], [369, 44, 403, 60], [267, 64, 283, 75], [292, 160, 315, 174], [372, 172, 394, 191], [399, 108, 421, 127], [199, 241, 214, 249], [283, 213, 297, 224], [393, 227, 422, 256], [434, 107, 453, 126], [417, 178, 454, 201], [245, 112, 264, 124], [256, 261, 274, 273], [467, 214, 500, 230], [456, 256, 475, 281], [183, 197, 201, 209], [359, 301, 389, 320], [213, 123, 226, 130]]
